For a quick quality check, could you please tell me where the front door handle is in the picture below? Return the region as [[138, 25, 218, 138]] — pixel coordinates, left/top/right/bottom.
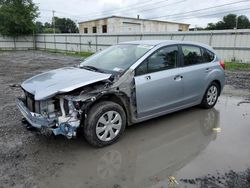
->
[[174, 75, 183, 81]]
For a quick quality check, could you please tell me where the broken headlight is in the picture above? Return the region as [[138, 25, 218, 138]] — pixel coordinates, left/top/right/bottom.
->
[[40, 100, 56, 118]]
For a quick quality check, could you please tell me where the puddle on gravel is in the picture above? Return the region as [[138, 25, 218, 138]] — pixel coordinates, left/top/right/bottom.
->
[[36, 95, 250, 188]]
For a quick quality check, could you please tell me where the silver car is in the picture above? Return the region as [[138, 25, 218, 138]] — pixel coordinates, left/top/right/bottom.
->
[[16, 40, 225, 147]]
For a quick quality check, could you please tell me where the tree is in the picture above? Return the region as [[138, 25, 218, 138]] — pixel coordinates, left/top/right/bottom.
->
[[222, 14, 237, 29], [206, 23, 216, 30], [35, 21, 44, 33], [54, 17, 78, 33], [44, 22, 52, 28], [237, 15, 250, 29], [0, 0, 38, 36], [34, 18, 78, 33], [43, 27, 61, 33], [205, 14, 250, 30]]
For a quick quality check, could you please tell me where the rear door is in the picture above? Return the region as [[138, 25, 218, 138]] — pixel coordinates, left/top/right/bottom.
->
[[179, 45, 215, 104], [134, 45, 184, 118]]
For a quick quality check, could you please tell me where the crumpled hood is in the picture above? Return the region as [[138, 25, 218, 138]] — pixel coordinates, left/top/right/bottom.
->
[[21, 67, 111, 100]]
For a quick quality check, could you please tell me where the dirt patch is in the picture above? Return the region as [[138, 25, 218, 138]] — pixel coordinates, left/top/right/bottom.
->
[[225, 70, 250, 91]]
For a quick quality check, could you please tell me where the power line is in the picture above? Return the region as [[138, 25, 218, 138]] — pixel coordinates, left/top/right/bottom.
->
[[118, 0, 186, 15], [171, 7, 250, 21], [40, 8, 77, 17], [78, 0, 156, 16], [37, 0, 250, 27], [76, 0, 170, 20], [39, 0, 250, 23], [39, 0, 165, 19], [147, 0, 250, 20], [39, 0, 184, 21], [77, 0, 187, 21]]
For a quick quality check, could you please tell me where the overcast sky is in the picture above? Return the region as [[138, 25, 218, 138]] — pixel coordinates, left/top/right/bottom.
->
[[33, 0, 250, 28]]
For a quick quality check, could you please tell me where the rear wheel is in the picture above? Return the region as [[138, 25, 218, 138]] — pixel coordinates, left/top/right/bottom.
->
[[84, 101, 126, 147], [200, 82, 220, 109]]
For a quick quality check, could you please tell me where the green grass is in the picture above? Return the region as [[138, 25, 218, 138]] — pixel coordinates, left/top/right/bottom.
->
[[225, 61, 250, 71], [45, 49, 94, 58], [0, 49, 95, 58], [63, 51, 94, 58]]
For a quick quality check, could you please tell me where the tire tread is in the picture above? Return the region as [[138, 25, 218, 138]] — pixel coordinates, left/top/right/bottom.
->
[[83, 101, 126, 147]]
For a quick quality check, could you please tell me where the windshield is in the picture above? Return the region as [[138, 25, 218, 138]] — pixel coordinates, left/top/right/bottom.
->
[[80, 44, 154, 73]]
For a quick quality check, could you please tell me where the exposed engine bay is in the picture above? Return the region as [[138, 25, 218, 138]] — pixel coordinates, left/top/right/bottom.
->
[[16, 69, 136, 139]]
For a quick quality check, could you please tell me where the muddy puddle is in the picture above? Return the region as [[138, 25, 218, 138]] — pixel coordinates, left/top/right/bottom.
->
[[36, 96, 250, 188]]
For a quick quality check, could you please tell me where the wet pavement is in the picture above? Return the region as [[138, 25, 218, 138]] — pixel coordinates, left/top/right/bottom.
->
[[37, 95, 250, 188], [0, 51, 250, 188]]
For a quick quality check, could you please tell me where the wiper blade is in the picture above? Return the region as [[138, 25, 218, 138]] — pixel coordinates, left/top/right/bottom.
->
[[81, 65, 104, 73]]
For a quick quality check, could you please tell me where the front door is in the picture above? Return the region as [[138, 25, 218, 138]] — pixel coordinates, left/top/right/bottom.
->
[[134, 45, 183, 118]]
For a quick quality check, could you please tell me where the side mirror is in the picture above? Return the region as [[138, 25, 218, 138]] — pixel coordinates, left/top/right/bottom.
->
[[74, 58, 86, 68]]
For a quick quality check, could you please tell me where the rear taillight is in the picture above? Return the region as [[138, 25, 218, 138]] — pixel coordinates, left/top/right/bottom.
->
[[219, 60, 225, 70]]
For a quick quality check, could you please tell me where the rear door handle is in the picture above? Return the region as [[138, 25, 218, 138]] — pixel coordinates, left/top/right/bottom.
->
[[145, 75, 151, 80], [174, 75, 183, 81], [205, 68, 211, 73]]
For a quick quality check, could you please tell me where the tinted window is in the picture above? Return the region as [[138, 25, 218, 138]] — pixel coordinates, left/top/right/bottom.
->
[[182, 45, 203, 66], [202, 48, 215, 62], [102, 25, 107, 33], [135, 60, 147, 75], [136, 46, 178, 76], [84, 28, 88, 33]]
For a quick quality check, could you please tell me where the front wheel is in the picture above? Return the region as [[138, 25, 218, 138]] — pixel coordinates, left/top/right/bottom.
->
[[200, 82, 220, 109], [84, 101, 126, 147]]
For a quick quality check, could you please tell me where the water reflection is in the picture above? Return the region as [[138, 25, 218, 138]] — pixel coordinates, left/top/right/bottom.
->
[[97, 150, 122, 179], [39, 107, 219, 188]]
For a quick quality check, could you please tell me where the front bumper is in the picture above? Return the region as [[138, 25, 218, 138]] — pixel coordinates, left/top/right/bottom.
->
[[16, 98, 55, 129], [16, 97, 79, 138]]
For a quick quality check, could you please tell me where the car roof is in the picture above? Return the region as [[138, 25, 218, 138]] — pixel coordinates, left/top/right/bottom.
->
[[121, 40, 215, 52]]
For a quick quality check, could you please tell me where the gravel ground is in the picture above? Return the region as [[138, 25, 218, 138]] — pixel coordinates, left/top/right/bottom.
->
[[0, 51, 82, 188], [0, 51, 250, 188], [180, 169, 250, 187], [225, 70, 250, 91]]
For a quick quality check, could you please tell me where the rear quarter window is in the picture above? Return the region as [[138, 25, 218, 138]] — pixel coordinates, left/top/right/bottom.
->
[[202, 48, 215, 62]]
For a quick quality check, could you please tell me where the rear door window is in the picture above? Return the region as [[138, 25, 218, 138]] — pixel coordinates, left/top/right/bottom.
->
[[181, 45, 203, 66]]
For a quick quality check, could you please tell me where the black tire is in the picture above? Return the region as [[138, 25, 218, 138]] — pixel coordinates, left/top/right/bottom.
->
[[200, 82, 220, 109], [84, 101, 126, 147]]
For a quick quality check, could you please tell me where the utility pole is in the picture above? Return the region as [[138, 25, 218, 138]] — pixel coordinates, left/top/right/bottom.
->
[[235, 16, 238, 29], [75, 19, 78, 33], [233, 16, 238, 61], [52, 10, 55, 34]]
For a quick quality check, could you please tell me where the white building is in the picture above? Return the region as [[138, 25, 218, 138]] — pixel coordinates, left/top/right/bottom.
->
[[79, 16, 190, 34]]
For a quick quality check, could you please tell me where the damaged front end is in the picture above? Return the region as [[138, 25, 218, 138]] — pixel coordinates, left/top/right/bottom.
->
[[16, 89, 99, 139], [15, 64, 138, 140], [15, 66, 116, 139]]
